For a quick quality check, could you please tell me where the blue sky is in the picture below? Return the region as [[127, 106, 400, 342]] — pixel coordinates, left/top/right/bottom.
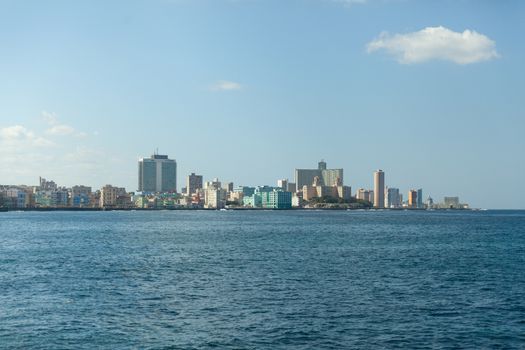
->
[[0, 0, 523, 209]]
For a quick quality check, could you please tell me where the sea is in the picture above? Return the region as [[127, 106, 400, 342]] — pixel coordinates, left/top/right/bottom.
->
[[0, 210, 524, 349]]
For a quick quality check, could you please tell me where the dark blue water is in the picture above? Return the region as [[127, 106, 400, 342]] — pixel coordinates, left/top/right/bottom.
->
[[1, 210, 524, 349]]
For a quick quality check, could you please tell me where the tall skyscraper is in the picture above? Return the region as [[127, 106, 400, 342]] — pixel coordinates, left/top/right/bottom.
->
[[417, 189, 423, 208], [373, 170, 385, 208], [295, 160, 343, 189], [408, 190, 418, 208], [138, 153, 177, 193], [186, 173, 203, 195]]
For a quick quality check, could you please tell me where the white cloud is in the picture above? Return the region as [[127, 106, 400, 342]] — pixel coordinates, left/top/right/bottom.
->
[[41, 111, 87, 137], [0, 125, 54, 147], [367, 26, 499, 64], [210, 80, 243, 91]]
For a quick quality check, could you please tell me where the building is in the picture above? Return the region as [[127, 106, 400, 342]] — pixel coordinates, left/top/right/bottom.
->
[[138, 153, 177, 193], [223, 182, 234, 192], [277, 179, 288, 191], [204, 178, 226, 209], [205, 178, 221, 190], [408, 190, 418, 208], [205, 188, 226, 209], [444, 196, 460, 208], [302, 176, 351, 202], [417, 189, 424, 208], [263, 190, 292, 209], [373, 170, 385, 208], [100, 185, 127, 208], [186, 173, 203, 195], [70, 185, 92, 207], [295, 160, 344, 189], [5, 188, 27, 208], [39, 177, 57, 191], [234, 186, 255, 197], [242, 186, 291, 209], [356, 188, 370, 201], [386, 187, 401, 208]]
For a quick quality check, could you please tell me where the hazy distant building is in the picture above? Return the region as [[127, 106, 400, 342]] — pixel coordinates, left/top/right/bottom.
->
[[417, 189, 424, 208], [295, 160, 343, 189], [426, 196, 434, 208], [408, 190, 418, 208], [186, 173, 203, 195], [386, 187, 401, 208], [39, 177, 57, 191], [444, 196, 460, 208], [356, 188, 370, 202], [138, 153, 177, 193], [223, 182, 234, 192], [373, 170, 385, 208]]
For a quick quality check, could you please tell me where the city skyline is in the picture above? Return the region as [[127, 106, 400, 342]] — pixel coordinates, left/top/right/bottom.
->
[[0, 1, 524, 209], [0, 156, 464, 210]]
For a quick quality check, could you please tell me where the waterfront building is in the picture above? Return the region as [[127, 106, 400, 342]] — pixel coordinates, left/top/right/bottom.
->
[[408, 190, 418, 208], [417, 189, 424, 208], [5, 188, 27, 208], [205, 188, 226, 209], [263, 190, 292, 209], [186, 173, 203, 195], [426, 196, 434, 209], [337, 185, 352, 202], [204, 178, 227, 208], [138, 153, 177, 193], [444, 196, 460, 208], [70, 185, 92, 207], [295, 160, 344, 189], [302, 176, 350, 201], [242, 186, 291, 209], [292, 193, 302, 207], [286, 182, 297, 193], [373, 170, 385, 208], [386, 187, 401, 208], [100, 185, 127, 208]]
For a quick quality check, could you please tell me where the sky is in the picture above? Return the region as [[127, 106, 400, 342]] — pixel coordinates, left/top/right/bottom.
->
[[0, 0, 524, 209]]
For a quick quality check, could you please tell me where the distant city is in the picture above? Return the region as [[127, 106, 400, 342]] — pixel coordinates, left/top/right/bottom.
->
[[0, 153, 469, 210]]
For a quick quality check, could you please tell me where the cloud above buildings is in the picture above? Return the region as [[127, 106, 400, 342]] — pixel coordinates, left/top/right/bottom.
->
[[210, 80, 243, 91], [366, 26, 499, 64], [0, 125, 54, 147], [42, 111, 87, 137]]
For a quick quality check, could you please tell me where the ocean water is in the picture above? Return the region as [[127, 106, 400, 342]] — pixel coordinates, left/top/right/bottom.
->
[[0, 210, 524, 349]]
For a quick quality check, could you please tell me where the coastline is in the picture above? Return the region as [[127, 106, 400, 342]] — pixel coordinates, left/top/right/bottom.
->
[[0, 207, 474, 212]]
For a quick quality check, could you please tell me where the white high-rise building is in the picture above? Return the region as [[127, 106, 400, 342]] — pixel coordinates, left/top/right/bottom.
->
[[138, 153, 177, 193]]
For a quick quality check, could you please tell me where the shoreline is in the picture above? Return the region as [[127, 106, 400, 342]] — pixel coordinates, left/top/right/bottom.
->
[[0, 207, 474, 212]]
